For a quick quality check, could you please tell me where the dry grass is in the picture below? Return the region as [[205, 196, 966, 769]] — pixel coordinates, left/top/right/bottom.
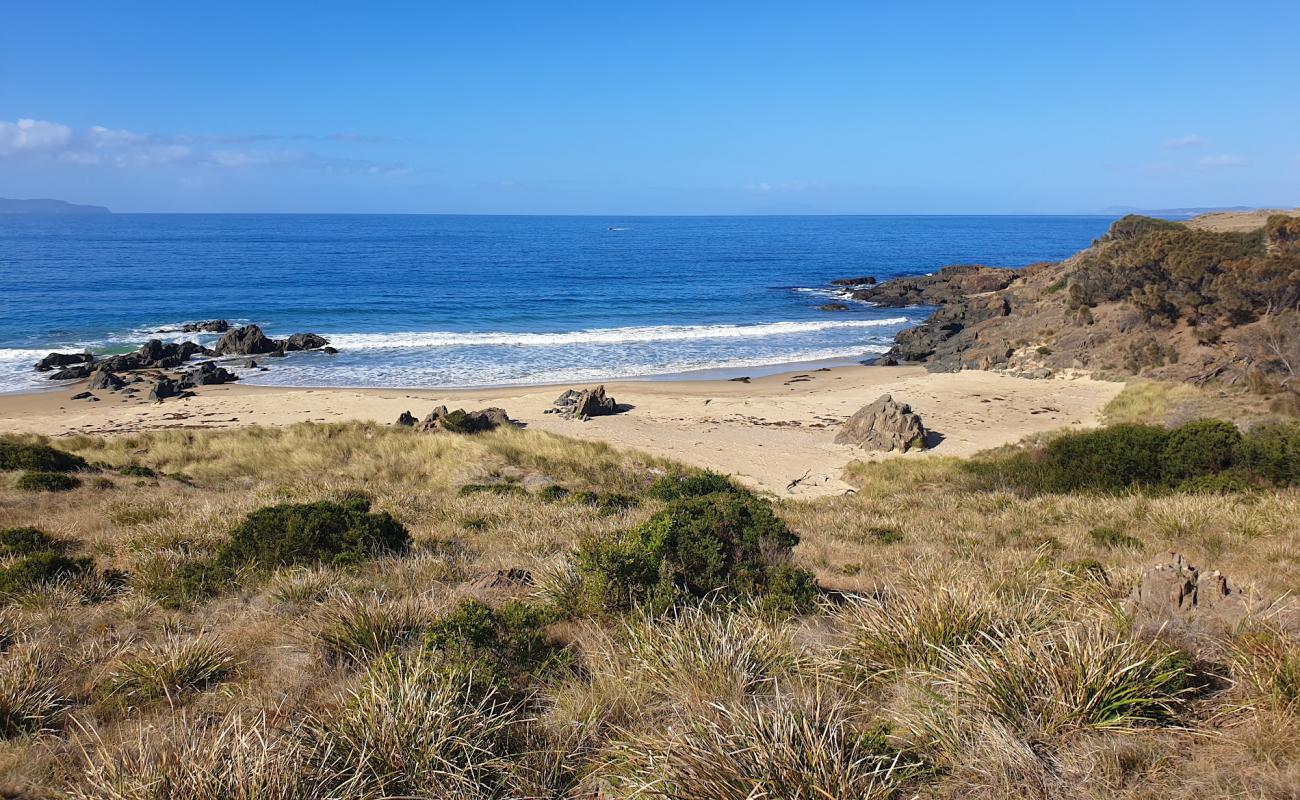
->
[[0, 420, 1296, 797]]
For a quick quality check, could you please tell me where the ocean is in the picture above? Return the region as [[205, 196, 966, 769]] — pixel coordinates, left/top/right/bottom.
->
[[0, 214, 1113, 393]]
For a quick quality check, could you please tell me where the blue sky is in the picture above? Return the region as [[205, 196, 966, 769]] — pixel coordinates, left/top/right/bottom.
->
[[1, 1, 1297, 214]]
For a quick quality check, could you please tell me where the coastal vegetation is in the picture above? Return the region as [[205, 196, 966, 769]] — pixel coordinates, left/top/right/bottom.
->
[[0, 402, 1297, 798]]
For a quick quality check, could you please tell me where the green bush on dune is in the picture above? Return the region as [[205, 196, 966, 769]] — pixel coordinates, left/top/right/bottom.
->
[[16, 472, 82, 492], [574, 489, 817, 616], [220, 497, 411, 571], [966, 417, 1300, 495], [0, 438, 88, 473]]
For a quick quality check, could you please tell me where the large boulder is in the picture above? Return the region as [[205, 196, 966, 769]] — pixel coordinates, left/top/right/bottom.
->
[[284, 333, 329, 352], [834, 394, 929, 452], [87, 368, 126, 391], [551, 385, 618, 419], [35, 352, 93, 372], [214, 325, 280, 356]]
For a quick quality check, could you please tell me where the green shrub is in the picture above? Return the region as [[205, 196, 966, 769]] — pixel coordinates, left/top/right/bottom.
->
[[866, 526, 905, 545], [0, 528, 63, 557], [1042, 424, 1170, 492], [457, 483, 524, 497], [1087, 526, 1143, 550], [16, 472, 81, 492], [1177, 470, 1255, 494], [0, 438, 87, 473], [646, 470, 751, 501], [118, 463, 158, 478], [142, 557, 234, 610], [570, 491, 640, 516], [537, 484, 570, 501], [1161, 419, 1242, 483], [574, 492, 815, 615], [220, 499, 410, 571], [1237, 421, 1300, 486], [423, 599, 566, 690], [0, 552, 94, 596]]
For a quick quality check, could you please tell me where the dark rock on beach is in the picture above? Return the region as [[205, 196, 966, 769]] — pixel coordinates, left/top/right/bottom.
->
[[35, 352, 93, 372], [395, 411, 417, 427], [71, 391, 93, 400], [87, 368, 126, 391], [177, 361, 239, 388], [148, 377, 179, 402], [48, 364, 94, 381]]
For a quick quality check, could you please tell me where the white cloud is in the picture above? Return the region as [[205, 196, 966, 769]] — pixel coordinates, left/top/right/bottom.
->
[[0, 117, 407, 176], [1199, 154, 1246, 169], [1162, 134, 1204, 149], [0, 118, 73, 155]]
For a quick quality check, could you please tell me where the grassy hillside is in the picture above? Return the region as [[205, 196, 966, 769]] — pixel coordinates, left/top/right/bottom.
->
[[0, 414, 1298, 798]]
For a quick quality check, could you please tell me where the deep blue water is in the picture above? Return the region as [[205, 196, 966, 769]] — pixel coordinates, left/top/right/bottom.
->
[[0, 214, 1113, 392]]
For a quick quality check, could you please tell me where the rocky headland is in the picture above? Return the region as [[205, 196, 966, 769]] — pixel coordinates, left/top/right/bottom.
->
[[840, 212, 1300, 401]]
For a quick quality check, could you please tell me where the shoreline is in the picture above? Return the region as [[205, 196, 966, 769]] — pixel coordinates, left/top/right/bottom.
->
[[0, 362, 1125, 498]]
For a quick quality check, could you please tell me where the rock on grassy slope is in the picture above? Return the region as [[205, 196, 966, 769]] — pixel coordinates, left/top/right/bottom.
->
[[861, 213, 1300, 401]]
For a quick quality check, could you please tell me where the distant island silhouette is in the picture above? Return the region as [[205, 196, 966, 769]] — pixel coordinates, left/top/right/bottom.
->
[[0, 197, 110, 215]]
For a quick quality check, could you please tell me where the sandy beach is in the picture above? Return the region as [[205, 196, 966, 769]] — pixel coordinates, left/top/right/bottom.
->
[[0, 365, 1124, 497]]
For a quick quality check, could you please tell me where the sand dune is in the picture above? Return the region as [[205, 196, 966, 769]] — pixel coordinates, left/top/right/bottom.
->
[[0, 365, 1123, 497]]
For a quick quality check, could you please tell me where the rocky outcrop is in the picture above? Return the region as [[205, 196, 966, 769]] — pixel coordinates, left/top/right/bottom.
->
[[550, 385, 619, 419], [819, 302, 849, 312], [834, 394, 929, 452], [214, 325, 280, 356], [214, 325, 330, 356], [395, 411, 417, 427], [35, 352, 93, 372], [155, 320, 230, 334], [847, 214, 1300, 388], [1128, 553, 1247, 625], [285, 333, 329, 352], [90, 340, 210, 375], [849, 265, 1017, 307], [830, 276, 876, 287], [417, 405, 514, 433]]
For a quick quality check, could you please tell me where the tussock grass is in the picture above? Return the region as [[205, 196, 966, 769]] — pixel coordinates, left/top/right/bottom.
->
[[0, 642, 67, 739], [612, 605, 806, 706], [303, 655, 518, 798], [0, 419, 1294, 797], [604, 689, 926, 800], [103, 634, 238, 707], [927, 626, 1194, 741]]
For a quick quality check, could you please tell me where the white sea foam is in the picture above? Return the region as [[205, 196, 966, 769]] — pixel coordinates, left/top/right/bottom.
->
[[324, 318, 909, 350]]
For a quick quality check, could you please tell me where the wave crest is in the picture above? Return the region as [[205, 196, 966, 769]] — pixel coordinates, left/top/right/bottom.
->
[[326, 318, 909, 350]]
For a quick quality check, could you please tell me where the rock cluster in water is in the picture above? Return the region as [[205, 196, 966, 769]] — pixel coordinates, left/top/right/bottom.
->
[[33, 322, 332, 403]]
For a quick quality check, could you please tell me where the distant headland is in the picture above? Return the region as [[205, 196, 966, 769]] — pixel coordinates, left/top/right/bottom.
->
[[0, 197, 111, 215]]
